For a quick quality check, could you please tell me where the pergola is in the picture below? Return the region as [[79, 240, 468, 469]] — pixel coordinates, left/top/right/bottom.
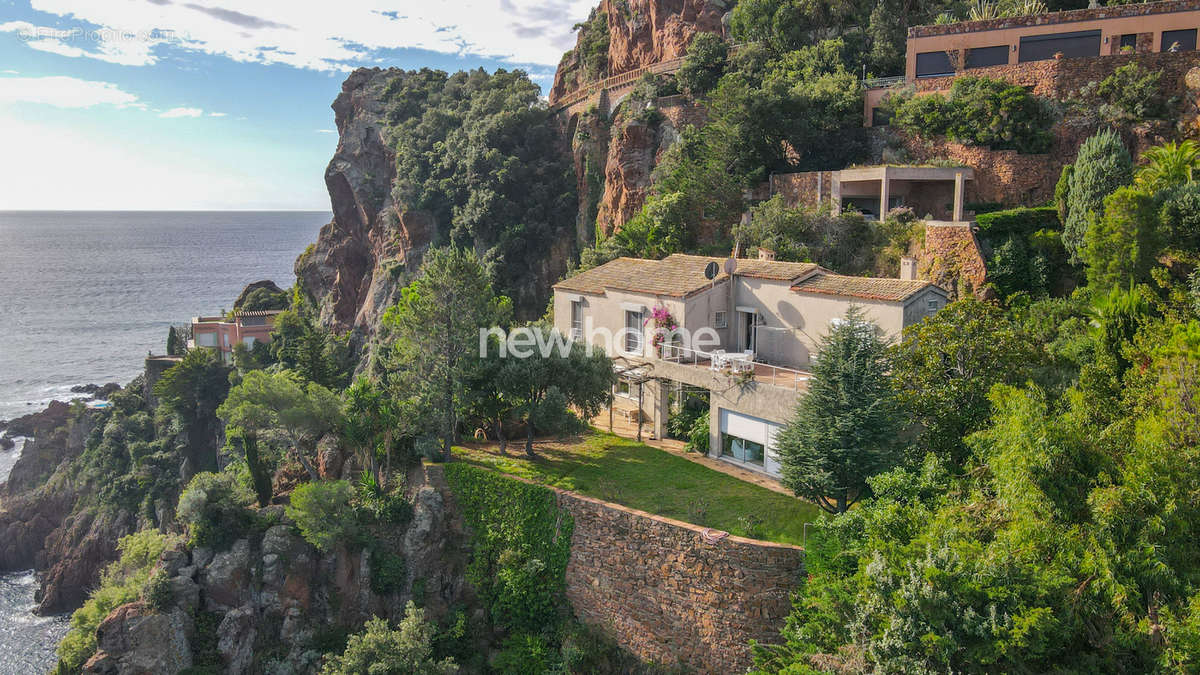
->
[[610, 358, 655, 442], [831, 165, 975, 222]]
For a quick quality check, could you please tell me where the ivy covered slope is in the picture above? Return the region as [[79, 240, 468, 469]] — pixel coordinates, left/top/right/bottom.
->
[[296, 65, 578, 338]]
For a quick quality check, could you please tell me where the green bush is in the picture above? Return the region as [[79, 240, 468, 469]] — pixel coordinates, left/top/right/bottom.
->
[[686, 413, 710, 455], [975, 206, 1060, 239], [1160, 183, 1200, 253], [677, 32, 728, 97], [370, 548, 407, 595], [443, 464, 573, 633], [176, 471, 255, 550], [1083, 186, 1159, 290], [321, 605, 458, 674], [286, 480, 359, 553], [892, 76, 1055, 154], [56, 531, 179, 672], [976, 207, 1066, 297], [1077, 61, 1166, 123], [492, 633, 559, 675], [141, 567, 173, 611]]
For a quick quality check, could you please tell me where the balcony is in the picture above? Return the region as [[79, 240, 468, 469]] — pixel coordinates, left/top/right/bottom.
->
[[658, 345, 811, 391]]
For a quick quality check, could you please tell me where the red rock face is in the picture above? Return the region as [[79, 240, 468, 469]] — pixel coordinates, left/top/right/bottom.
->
[[296, 68, 433, 336], [549, 0, 726, 104], [606, 0, 726, 75], [594, 100, 709, 237]]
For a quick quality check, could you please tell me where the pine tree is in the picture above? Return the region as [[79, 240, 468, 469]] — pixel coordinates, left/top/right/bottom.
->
[[776, 308, 900, 513], [1064, 129, 1133, 263]]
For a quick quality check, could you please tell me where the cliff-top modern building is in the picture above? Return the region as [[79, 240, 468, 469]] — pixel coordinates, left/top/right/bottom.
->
[[553, 254, 946, 480], [190, 310, 282, 364], [906, 0, 1200, 80]]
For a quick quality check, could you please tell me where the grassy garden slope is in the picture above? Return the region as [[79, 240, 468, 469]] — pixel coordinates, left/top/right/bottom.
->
[[453, 431, 820, 545]]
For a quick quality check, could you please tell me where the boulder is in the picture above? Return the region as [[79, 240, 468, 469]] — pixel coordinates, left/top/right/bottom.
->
[[217, 605, 258, 674], [200, 539, 253, 612], [84, 602, 194, 674]]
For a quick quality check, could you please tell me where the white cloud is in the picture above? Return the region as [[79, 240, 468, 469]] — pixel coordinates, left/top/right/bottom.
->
[[315, 129, 336, 134], [0, 111, 327, 209], [0, 20, 164, 66], [23, 0, 596, 71], [0, 74, 141, 108], [159, 106, 203, 117], [208, 111, 226, 117]]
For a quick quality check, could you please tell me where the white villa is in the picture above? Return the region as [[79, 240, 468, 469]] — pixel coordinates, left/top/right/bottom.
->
[[553, 254, 947, 480]]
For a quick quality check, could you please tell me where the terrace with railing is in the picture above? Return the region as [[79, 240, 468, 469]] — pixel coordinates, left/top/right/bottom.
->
[[659, 344, 811, 391]]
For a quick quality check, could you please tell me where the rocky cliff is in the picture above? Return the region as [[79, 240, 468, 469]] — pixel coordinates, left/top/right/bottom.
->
[[295, 68, 426, 336], [297, 66, 578, 338], [555, 0, 724, 239], [0, 402, 138, 615], [549, 0, 728, 104], [82, 470, 476, 675]]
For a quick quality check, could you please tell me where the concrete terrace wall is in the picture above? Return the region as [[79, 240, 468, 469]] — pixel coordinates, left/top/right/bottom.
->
[[559, 489, 804, 673], [429, 464, 805, 672]]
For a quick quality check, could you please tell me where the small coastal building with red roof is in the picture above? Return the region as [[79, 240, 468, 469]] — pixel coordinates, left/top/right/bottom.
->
[[190, 309, 283, 364]]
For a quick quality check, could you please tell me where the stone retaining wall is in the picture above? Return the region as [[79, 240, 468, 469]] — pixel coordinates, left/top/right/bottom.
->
[[430, 464, 805, 673], [559, 490, 804, 673]]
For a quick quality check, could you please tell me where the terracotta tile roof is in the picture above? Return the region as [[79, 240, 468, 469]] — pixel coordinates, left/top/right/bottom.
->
[[662, 254, 824, 282], [554, 255, 824, 298], [554, 257, 716, 297], [791, 273, 941, 302]]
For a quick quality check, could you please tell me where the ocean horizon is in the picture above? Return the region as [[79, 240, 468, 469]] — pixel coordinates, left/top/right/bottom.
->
[[0, 210, 330, 422]]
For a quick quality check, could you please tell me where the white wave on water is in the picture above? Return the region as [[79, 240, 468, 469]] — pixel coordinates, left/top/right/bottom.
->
[[0, 439, 70, 673]]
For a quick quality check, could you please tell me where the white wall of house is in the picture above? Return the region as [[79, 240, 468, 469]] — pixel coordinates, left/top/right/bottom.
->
[[553, 283, 730, 359]]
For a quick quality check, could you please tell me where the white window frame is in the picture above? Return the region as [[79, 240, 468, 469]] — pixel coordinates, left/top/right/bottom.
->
[[623, 309, 644, 355], [713, 310, 728, 329], [570, 300, 584, 340]]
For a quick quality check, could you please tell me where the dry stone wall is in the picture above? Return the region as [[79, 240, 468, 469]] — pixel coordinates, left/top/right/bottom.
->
[[430, 464, 805, 673], [560, 489, 804, 673]]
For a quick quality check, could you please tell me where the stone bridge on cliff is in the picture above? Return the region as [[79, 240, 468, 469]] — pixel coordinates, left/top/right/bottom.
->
[[550, 54, 687, 124]]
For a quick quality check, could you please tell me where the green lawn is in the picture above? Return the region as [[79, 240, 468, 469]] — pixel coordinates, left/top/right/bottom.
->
[[451, 432, 820, 545]]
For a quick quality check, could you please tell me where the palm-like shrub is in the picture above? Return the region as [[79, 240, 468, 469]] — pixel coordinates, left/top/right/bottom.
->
[[1136, 140, 1200, 193]]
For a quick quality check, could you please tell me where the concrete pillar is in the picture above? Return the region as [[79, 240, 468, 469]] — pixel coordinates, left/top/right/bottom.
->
[[953, 171, 965, 222], [878, 168, 890, 220], [830, 175, 841, 215], [708, 400, 721, 460], [653, 379, 670, 441]]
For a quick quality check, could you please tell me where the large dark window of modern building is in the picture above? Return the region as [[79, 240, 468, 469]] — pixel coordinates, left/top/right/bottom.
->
[[915, 50, 954, 77], [1162, 28, 1198, 52], [1018, 29, 1101, 62], [965, 45, 1009, 69], [1119, 33, 1138, 50]]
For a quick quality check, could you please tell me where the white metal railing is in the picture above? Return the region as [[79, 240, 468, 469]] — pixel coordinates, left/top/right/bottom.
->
[[862, 75, 905, 89], [658, 344, 811, 390]]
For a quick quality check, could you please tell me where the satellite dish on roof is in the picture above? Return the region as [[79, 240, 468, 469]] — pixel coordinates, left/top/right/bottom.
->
[[704, 261, 719, 280], [724, 257, 738, 275]]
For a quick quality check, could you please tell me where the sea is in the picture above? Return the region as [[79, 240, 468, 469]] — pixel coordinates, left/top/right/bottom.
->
[[0, 210, 328, 672]]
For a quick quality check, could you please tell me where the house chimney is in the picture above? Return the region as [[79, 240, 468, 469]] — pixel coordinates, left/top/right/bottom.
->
[[900, 256, 918, 280], [758, 247, 776, 261]]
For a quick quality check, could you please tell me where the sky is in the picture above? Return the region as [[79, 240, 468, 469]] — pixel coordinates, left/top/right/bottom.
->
[[0, 0, 594, 210]]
